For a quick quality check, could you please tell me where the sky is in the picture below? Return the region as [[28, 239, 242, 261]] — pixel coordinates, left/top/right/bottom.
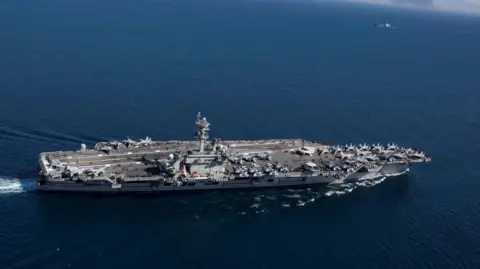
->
[[346, 0, 480, 15]]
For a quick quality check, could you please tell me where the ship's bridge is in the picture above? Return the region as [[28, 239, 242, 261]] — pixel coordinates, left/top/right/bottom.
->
[[184, 152, 225, 176]]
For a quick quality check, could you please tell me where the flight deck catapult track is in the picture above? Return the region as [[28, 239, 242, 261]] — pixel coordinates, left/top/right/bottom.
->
[[37, 112, 431, 193]]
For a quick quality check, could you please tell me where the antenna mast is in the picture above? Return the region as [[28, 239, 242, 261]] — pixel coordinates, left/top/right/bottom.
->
[[195, 112, 210, 153]]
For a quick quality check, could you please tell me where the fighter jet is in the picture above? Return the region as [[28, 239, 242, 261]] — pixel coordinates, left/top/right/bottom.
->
[[139, 136, 153, 145], [410, 151, 426, 159], [331, 145, 342, 153], [107, 140, 124, 150], [121, 137, 139, 148], [372, 143, 383, 152], [94, 144, 113, 154], [392, 152, 407, 159], [387, 143, 398, 150], [365, 155, 379, 161], [357, 143, 370, 151], [337, 151, 354, 160]]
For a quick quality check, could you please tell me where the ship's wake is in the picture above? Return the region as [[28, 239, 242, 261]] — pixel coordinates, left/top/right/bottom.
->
[[0, 177, 38, 195], [294, 176, 387, 203], [243, 176, 391, 214]]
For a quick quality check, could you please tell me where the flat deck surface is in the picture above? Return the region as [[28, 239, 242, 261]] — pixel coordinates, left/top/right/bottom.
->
[[41, 139, 428, 182], [42, 139, 336, 180], [43, 139, 315, 166]]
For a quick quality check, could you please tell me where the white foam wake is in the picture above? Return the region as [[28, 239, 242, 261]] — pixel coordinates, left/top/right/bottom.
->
[[276, 176, 392, 208], [0, 177, 38, 194], [322, 176, 389, 198]]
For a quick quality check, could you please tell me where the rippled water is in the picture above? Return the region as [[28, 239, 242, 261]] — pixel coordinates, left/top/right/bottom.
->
[[1, 0, 480, 268]]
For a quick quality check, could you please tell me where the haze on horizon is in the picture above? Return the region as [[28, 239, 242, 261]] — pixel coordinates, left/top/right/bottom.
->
[[344, 0, 480, 15]]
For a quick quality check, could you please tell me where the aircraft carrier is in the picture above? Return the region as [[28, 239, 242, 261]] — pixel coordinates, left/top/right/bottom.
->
[[38, 112, 431, 193]]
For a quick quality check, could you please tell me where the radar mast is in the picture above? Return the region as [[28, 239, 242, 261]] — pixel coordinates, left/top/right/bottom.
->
[[195, 112, 210, 153]]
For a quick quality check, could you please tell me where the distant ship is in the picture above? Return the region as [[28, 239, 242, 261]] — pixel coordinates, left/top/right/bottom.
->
[[37, 112, 431, 193], [374, 22, 391, 28]]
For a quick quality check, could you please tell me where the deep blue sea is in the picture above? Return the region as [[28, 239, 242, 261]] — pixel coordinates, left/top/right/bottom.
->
[[1, 0, 480, 268]]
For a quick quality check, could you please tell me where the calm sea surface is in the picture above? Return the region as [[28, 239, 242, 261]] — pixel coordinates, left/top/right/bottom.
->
[[1, 0, 480, 268]]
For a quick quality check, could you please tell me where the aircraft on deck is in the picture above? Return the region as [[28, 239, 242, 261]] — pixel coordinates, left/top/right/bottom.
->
[[387, 143, 398, 150], [332, 145, 342, 153], [140, 136, 153, 145], [345, 143, 356, 151], [358, 143, 370, 151], [372, 143, 383, 152]]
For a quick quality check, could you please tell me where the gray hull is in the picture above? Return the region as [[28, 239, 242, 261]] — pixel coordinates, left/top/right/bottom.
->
[[38, 176, 334, 193], [38, 113, 430, 194], [38, 163, 409, 193]]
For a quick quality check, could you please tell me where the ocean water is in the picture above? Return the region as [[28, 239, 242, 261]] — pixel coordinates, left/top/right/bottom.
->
[[1, 0, 480, 268]]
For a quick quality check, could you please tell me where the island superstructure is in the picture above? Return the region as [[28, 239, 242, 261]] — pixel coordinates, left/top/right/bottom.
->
[[38, 112, 431, 193]]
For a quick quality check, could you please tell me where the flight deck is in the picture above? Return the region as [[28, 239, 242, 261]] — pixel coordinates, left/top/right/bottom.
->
[[38, 113, 431, 193]]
